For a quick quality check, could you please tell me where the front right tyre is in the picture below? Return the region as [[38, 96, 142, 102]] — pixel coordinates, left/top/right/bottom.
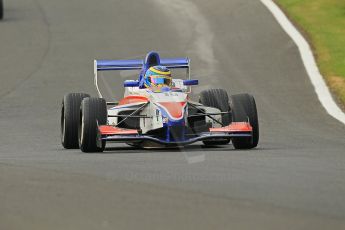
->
[[199, 88, 232, 146], [79, 97, 107, 153]]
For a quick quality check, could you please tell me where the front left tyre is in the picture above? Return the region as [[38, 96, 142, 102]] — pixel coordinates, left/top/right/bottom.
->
[[79, 97, 107, 153], [0, 0, 3, 20], [230, 93, 259, 149], [61, 93, 90, 149]]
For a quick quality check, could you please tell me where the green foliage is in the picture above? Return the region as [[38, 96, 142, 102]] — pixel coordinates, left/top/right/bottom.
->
[[276, 0, 345, 77], [276, 0, 345, 106]]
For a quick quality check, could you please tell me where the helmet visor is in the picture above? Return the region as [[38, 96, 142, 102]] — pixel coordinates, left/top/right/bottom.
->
[[148, 76, 172, 87]]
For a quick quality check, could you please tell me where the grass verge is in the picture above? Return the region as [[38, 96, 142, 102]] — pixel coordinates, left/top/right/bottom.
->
[[275, 0, 345, 109]]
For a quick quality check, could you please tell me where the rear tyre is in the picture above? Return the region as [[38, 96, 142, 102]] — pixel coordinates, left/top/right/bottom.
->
[[61, 93, 90, 149], [230, 94, 259, 149], [79, 97, 107, 153], [199, 89, 231, 145]]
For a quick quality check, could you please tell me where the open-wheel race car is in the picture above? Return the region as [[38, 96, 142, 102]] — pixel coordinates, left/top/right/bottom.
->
[[61, 51, 259, 152]]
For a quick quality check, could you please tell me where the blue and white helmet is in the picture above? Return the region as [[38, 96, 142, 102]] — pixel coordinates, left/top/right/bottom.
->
[[144, 65, 172, 88]]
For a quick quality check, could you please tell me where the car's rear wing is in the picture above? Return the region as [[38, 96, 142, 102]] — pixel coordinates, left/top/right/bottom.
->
[[94, 58, 190, 71], [93, 55, 191, 98]]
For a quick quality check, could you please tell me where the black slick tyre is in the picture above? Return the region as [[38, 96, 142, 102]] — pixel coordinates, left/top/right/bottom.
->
[[0, 0, 3, 20], [79, 97, 107, 153], [199, 88, 231, 145], [230, 93, 259, 149], [61, 93, 90, 149]]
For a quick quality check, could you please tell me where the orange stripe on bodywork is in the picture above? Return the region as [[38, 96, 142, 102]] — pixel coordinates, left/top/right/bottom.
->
[[118, 95, 148, 105], [210, 122, 252, 133], [99, 125, 138, 135]]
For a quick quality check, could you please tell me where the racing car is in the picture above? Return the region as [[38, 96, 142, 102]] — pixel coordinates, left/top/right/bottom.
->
[[61, 51, 259, 152]]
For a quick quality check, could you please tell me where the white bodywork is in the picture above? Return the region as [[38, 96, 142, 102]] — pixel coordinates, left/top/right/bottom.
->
[[107, 79, 222, 134]]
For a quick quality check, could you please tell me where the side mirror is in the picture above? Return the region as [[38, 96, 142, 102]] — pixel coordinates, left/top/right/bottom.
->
[[183, 79, 198, 86], [124, 80, 139, 87]]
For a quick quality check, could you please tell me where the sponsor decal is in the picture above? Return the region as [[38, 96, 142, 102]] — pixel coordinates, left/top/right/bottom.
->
[[162, 117, 169, 123]]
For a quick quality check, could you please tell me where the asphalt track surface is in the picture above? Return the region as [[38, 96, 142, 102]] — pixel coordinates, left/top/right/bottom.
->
[[1, 0, 345, 229]]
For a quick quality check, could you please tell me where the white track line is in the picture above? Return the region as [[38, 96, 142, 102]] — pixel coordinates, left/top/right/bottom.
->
[[261, 0, 345, 125]]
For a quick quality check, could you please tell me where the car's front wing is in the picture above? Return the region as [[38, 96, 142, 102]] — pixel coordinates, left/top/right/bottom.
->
[[98, 122, 252, 146]]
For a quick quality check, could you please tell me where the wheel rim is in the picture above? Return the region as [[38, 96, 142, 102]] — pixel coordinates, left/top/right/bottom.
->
[[61, 105, 66, 144], [80, 114, 84, 146], [62, 118, 66, 143]]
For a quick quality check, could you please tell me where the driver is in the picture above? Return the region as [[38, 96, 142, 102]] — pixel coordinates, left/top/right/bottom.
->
[[144, 65, 172, 89]]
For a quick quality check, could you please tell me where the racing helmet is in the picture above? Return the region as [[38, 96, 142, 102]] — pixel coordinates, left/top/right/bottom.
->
[[144, 65, 172, 88]]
